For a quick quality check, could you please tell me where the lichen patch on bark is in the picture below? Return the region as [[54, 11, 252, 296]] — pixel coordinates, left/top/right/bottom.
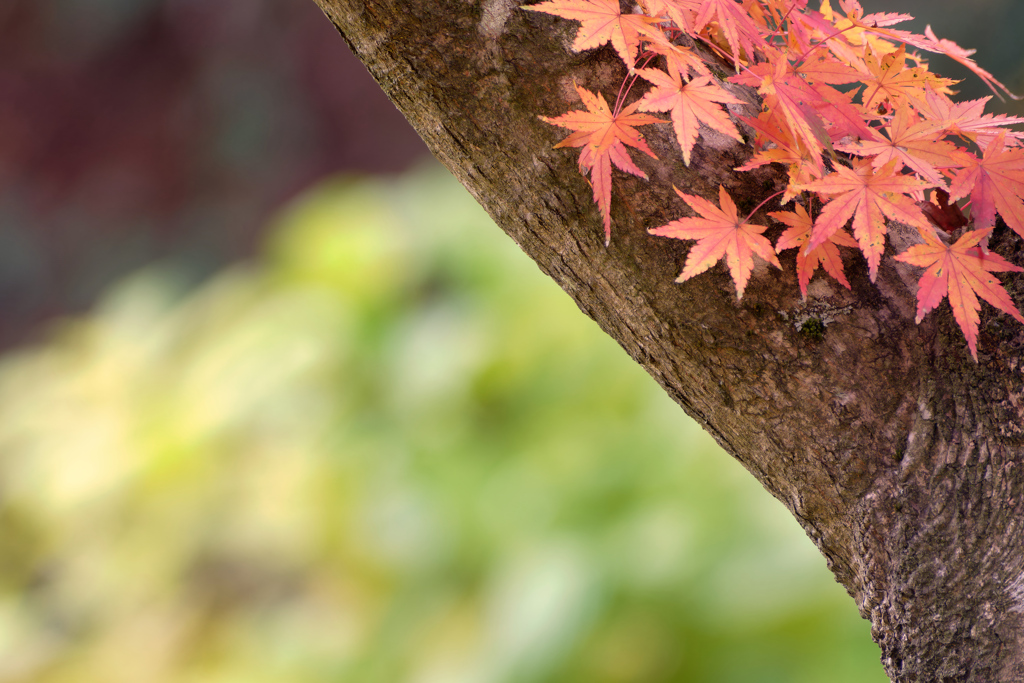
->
[[479, 0, 515, 39]]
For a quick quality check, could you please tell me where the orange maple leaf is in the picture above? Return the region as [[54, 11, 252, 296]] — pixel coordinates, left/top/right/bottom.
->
[[836, 105, 958, 188], [635, 68, 744, 166], [540, 83, 665, 244], [737, 112, 822, 202], [949, 131, 1024, 240], [798, 158, 933, 281], [650, 185, 781, 299], [816, 0, 903, 69], [523, 0, 660, 70], [789, 48, 863, 86], [771, 203, 857, 297], [860, 45, 957, 112], [895, 227, 1024, 360], [639, 21, 709, 77], [914, 87, 1024, 149], [828, 9, 1019, 102], [639, 0, 700, 35]]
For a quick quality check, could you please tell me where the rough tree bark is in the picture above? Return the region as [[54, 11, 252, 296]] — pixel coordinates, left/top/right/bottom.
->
[[312, 1, 1024, 680]]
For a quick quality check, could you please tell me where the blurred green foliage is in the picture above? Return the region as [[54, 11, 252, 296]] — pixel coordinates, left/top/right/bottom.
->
[[0, 165, 886, 683]]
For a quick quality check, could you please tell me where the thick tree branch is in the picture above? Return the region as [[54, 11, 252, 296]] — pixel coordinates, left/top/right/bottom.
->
[[313, 1, 1024, 679]]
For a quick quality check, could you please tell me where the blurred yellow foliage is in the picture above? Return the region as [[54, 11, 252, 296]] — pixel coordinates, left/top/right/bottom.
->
[[0, 164, 885, 683]]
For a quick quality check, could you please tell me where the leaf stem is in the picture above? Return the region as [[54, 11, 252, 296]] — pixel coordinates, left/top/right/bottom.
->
[[744, 189, 787, 224]]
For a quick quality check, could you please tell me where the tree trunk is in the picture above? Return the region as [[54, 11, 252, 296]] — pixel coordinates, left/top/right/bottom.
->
[[311, 0, 1024, 679]]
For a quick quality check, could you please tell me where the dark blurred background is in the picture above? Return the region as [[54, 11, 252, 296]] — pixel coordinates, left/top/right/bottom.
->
[[0, 0, 429, 348], [0, 0, 1021, 350]]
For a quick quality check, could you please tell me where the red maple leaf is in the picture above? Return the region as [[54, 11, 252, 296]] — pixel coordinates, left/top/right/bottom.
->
[[650, 185, 781, 299], [737, 112, 823, 202], [921, 25, 1021, 102], [523, 0, 660, 70], [692, 0, 767, 68], [810, 80, 877, 142], [540, 83, 665, 244], [895, 227, 1024, 360], [731, 52, 832, 168], [635, 67, 744, 166], [920, 188, 968, 234], [949, 131, 1024, 239], [771, 203, 857, 297], [798, 158, 933, 281]]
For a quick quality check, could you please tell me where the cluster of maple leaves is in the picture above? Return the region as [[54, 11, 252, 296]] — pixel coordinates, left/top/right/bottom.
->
[[525, 0, 1024, 359]]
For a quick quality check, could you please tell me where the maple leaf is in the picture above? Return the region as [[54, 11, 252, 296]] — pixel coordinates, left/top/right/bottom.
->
[[731, 53, 832, 168], [832, 11, 1019, 102], [836, 105, 958, 187], [761, 0, 811, 28], [816, 0, 903, 67], [797, 158, 933, 281], [523, 0, 659, 69], [731, 48, 875, 168], [771, 203, 857, 297], [640, 0, 700, 34], [635, 68, 744, 166], [692, 0, 768, 68], [827, 0, 975, 77], [525, 0, 1024, 322], [640, 22, 709, 77], [895, 227, 1024, 360], [736, 112, 822, 202], [540, 83, 665, 244], [780, 11, 819, 58], [650, 185, 781, 299], [919, 188, 968, 234], [860, 45, 956, 112], [920, 25, 1020, 102], [949, 131, 1024, 239], [913, 86, 1024, 148], [789, 48, 863, 86], [810, 80, 877, 142]]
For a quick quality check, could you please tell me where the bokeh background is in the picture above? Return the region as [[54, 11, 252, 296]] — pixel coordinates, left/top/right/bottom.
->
[[0, 0, 1021, 681]]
